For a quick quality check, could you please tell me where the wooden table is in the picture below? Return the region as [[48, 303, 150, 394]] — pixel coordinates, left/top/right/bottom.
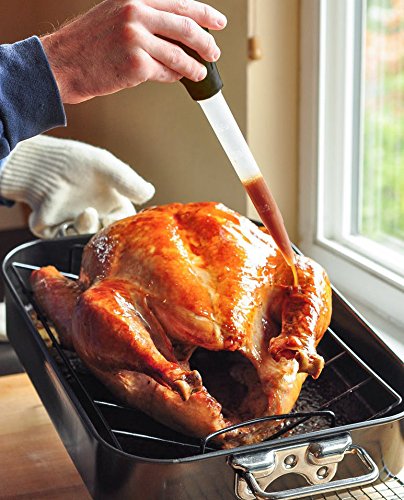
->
[[1, 375, 402, 500], [0, 373, 91, 499]]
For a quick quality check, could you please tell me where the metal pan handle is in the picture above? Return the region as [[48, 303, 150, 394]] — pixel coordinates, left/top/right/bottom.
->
[[230, 433, 379, 500]]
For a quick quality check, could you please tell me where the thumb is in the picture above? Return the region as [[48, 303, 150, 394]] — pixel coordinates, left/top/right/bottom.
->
[[102, 153, 155, 204]]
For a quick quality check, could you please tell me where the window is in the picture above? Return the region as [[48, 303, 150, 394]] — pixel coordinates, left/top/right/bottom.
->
[[299, 0, 403, 345], [361, 1, 403, 253]]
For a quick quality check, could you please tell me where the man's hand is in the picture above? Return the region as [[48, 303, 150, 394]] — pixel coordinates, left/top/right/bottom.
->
[[40, 0, 227, 104], [0, 135, 155, 238]]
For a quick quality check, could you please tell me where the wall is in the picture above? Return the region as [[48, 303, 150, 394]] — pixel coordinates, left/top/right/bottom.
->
[[0, 0, 300, 240], [0, 0, 247, 230], [246, 0, 300, 241]]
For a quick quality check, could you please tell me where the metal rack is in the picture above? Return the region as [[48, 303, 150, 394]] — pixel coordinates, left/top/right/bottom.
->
[[312, 473, 404, 499]]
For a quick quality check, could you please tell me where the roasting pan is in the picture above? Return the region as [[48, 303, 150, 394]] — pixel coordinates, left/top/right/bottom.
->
[[2, 235, 404, 500]]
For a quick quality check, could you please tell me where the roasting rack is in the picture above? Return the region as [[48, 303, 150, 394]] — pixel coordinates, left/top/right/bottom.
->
[[310, 473, 404, 499], [3, 238, 403, 500]]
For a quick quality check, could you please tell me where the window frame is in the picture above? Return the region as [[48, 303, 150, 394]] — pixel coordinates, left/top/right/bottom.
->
[[299, 0, 404, 334]]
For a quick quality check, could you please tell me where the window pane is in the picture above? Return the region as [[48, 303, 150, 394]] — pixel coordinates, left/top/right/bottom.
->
[[360, 0, 404, 251]]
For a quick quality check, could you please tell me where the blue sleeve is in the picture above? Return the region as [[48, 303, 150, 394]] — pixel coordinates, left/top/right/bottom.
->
[[0, 36, 66, 161]]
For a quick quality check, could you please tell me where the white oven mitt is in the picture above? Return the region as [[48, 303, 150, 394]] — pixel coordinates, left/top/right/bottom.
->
[[0, 135, 155, 341], [0, 134, 155, 238]]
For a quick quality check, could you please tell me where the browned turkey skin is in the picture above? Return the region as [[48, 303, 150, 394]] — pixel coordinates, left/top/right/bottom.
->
[[31, 202, 332, 448]]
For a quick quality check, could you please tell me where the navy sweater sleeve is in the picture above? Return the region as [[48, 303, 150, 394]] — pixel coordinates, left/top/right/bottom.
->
[[0, 36, 66, 160]]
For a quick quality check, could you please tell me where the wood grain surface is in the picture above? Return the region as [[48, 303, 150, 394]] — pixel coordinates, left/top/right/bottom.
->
[[0, 373, 90, 499]]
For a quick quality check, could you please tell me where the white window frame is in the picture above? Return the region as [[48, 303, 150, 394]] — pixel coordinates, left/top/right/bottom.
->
[[299, 0, 404, 340]]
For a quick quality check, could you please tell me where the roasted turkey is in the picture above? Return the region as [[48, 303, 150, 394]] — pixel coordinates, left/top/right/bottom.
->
[[31, 202, 332, 448]]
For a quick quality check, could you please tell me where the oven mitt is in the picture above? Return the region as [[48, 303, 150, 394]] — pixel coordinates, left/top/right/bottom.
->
[[0, 134, 155, 238]]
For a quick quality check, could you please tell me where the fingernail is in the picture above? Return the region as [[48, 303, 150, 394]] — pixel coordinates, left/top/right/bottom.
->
[[198, 67, 207, 81], [216, 16, 227, 28], [212, 48, 221, 61]]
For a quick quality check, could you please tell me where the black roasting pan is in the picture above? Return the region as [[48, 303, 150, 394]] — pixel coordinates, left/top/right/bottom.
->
[[2, 236, 404, 499]]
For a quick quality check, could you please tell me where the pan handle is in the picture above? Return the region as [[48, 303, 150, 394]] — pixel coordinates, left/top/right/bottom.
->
[[230, 433, 379, 500]]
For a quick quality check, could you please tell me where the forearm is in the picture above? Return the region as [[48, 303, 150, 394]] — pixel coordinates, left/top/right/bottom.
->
[[0, 36, 66, 159]]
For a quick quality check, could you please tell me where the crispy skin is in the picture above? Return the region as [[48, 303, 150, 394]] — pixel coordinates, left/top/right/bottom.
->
[[31, 202, 332, 447]]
